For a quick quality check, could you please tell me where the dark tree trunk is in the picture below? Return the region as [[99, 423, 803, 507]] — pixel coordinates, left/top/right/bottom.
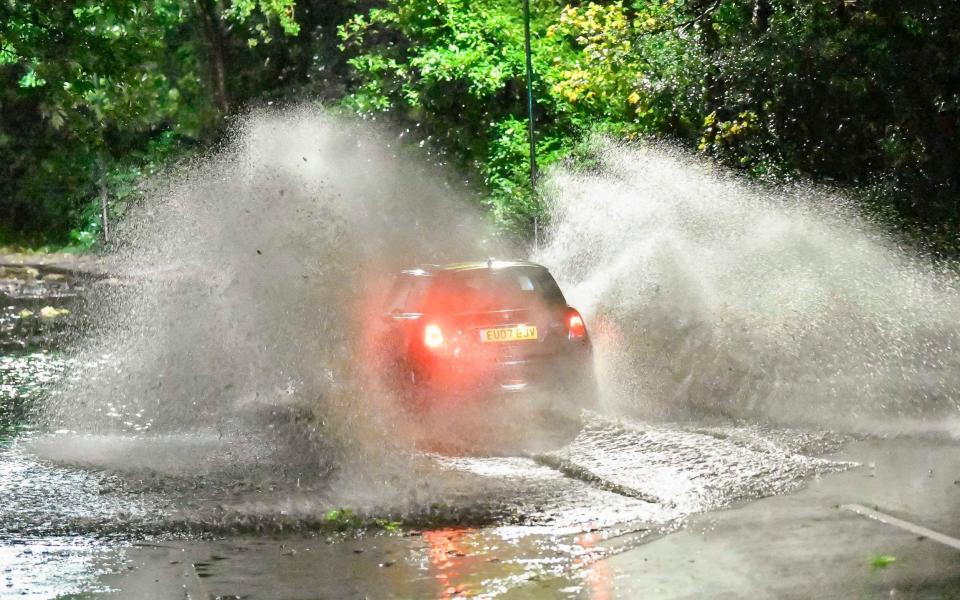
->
[[197, 0, 229, 116], [693, 0, 724, 118], [752, 0, 772, 32]]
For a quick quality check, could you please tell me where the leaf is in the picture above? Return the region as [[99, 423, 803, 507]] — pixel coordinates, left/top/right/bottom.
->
[[0, 42, 19, 65], [19, 69, 47, 88], [39, 306, 70, 320], [49, 109, 66, 130], [869, 554, 896, 571]]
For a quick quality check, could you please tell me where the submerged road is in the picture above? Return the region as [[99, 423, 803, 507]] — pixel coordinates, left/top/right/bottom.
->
[[4, 420, 960, 599], [91, 436, 960, 598], [2, 262, 959, 599]]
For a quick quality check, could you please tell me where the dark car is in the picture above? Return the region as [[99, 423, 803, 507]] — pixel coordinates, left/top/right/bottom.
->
[[378, 259, 597, 411]]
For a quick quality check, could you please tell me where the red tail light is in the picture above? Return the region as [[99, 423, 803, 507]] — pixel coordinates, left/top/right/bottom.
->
[[567, 309, 587, 340], [424, 323, 445, 349]]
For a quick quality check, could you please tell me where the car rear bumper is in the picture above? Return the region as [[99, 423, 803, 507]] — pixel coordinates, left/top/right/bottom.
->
[[413, 346, 596, 400]]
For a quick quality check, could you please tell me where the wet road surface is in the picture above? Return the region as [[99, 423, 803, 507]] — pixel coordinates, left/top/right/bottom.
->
[[2, 412, 857, 598], [2, 266, 959, 599], [4, 433, 954, 599]]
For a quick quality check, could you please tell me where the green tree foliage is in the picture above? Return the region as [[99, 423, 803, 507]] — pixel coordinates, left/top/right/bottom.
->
[[704, 0, 960, 249], [336, 0, 704, 233], [339, 0, 960, 250], [1, 1, 200, 243], [2, 0, 959, 252], [0, 0, 351, 246], [338, 0, 562, 233]]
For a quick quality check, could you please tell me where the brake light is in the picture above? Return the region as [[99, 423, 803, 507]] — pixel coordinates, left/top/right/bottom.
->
[[567, 309, 587, 339], [424, 323, 445, 349]]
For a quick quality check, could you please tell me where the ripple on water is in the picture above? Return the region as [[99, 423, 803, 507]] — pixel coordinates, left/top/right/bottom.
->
[[537, 415, 853, 518], [2, 414, 852, 539], [0, 352, 67, 436], [416, 412, 853, 534], [0, 535, 125, 600], [0, 441, 162, 536]]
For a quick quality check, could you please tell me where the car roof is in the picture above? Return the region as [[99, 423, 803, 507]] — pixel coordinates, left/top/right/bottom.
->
[[401, 260, 546, 276]]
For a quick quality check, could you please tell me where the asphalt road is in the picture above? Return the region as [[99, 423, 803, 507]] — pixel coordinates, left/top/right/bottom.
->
[[66, 434, 960, 600]]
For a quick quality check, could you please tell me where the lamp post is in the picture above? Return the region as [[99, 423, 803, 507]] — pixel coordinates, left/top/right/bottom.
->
[[522, 0, 537, 189], [522, 0, 539, 246]]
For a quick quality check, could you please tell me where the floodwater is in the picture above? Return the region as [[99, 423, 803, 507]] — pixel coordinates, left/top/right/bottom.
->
[[0, 269, 859, 598], [3, 111, 960, 598], [0, 269, 857, 597]]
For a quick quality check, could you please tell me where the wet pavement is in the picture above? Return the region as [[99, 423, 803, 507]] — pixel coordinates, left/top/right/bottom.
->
[[2, 434, 947, 599], [2, 265, 959, 599], [0, 412, 860, 598], [534, 436, 960, 599], [23, 435, 943, 600]]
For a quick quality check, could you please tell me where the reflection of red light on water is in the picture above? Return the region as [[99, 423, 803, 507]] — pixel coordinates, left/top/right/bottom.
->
[[575, 531, 613, 600], [423, 528, 475, 599], [421, 527, 612, 599]]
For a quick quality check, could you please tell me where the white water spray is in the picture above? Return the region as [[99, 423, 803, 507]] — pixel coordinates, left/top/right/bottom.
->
[[39, 107, 508, 491], [538, 140, 960, 430], [16, 117, 908, 535]]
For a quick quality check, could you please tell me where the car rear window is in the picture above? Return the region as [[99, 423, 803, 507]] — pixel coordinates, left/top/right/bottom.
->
[[423, 267, 566, 313]]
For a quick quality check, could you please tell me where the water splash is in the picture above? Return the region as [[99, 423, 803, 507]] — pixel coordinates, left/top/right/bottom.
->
[[538, 140, 960, 429], [35, 107, 508, 508], [17, 119, 925, 541]]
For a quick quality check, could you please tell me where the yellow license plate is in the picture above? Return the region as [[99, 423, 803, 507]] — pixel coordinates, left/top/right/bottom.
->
[[480, 325, 538, 342]]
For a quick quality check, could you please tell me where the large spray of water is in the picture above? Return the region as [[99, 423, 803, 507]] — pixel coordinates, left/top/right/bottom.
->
[[42, 117, 960, 457], [24, 113, 960, 537], [38, 107, 510, 504], [538, 140, 960, 430]]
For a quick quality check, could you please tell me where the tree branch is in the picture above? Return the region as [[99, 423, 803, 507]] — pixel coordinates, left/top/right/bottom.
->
[[0, 46, 30, 63], [678, 0, 724, 33], [631, 0, 724, 39]]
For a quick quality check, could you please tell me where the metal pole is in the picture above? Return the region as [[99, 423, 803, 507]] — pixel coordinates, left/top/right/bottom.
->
[[100, 191, 110, 244], [522, 0, 537, 191], [534, 215, 539, 251], [522, 0, 539, 250], [97, 159, 110, 244]]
